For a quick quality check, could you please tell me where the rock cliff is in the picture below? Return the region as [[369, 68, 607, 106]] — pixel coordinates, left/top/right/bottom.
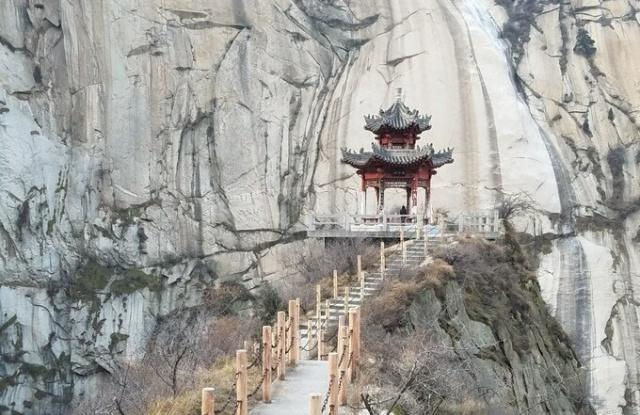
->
[[0, 0, 638, 413], [361, 239, 595, 414]]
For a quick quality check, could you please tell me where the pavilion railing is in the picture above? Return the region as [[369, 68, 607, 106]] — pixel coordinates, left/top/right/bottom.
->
[[308, 210, 502, 238]]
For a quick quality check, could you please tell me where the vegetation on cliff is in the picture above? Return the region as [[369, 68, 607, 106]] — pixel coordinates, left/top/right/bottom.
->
[[358, 237, 594, 414]]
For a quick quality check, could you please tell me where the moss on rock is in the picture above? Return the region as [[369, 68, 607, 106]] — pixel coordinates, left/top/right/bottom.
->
[[110, 269, 162, 296]]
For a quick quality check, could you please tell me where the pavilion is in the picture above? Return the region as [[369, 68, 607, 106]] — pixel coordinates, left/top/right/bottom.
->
[[341, 94, 454, 221]]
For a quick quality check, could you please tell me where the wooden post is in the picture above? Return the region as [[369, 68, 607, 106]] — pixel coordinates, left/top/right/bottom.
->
[[360, 271, 365, 299], [316, 307, 322, 361], [348, 309, 358, 382], [316, 284, 322, 319], [262, 326, 272, 403], [325, 299, 331, 323], [288, 300, 296, 365], [277, 311, 286, 380], [202, 388, 215, 415], [309, 393, 321, 415], [349, 307, 361, 379], [328, 352, 338, 415], [236, 350, 248, 415], [271, 325, 276, 369], [294, 298, 300, 363], [243, 340, 253, 356], [337, 316, 345, 365], [380, 241, 385, 279], [357, 255, 362, 282], [338, 320, 349, 406], [344, 287, 350, 314], [333, 270, 338, 298], [317, 323, 324, 361]]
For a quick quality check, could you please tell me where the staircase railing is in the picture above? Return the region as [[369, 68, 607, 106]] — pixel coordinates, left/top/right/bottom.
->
[[200, 238, 429, 415]]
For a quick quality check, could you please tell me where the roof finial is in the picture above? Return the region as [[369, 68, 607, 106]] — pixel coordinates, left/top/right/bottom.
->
[[396, 87, 403, 102]]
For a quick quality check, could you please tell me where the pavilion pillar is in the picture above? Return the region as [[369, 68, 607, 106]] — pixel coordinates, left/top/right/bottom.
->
[[405, 188, 411, 213], [374, 187, 379, 214], [378, 183, 385, 215], [360, 189, 366, 215], [411, 181, 418, 214], [425, 185, 431, 223]]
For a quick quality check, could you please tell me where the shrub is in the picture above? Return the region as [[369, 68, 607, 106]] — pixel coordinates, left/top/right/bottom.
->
[[364, 281, 417, 331], [68, 260, 112, 307], [574, 28, 596, 57], [110, 269, 162, 295], [203, 281, 254, 315], [253, 283, 284, 325]]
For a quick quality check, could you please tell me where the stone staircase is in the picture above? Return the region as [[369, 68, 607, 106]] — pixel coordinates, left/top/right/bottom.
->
[[299, 238, 441, 357]]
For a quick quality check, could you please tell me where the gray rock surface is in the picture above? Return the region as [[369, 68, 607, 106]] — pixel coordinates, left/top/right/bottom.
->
[[0, 0, 638, 413]]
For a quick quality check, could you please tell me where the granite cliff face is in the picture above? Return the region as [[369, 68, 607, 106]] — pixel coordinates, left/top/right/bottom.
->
[[0, 0, 638, 413]]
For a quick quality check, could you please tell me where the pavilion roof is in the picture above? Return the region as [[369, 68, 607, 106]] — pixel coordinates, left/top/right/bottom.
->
[[341, 144, 454, 169], [364, 98, 432, 133]]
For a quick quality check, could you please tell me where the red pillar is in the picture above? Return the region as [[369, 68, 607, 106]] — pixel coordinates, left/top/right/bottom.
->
[[411, 179, 418, 210]]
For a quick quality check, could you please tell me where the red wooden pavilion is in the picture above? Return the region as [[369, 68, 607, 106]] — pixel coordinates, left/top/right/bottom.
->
[[341, 95, 454, 220]]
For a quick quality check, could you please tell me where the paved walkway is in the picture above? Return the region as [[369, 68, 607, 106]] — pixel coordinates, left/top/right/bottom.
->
[[250, 360, 328, 414]]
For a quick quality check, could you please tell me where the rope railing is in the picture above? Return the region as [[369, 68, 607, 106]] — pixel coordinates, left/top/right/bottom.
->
[[201, 302, 363, 415], [200, 245, 386, 415]]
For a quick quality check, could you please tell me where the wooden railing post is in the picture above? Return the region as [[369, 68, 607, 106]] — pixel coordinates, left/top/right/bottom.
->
[[294, 298, 300, 363], [344, 287, 350, 314], [316, 284, 322, 320], [316, 283, 322, 360], [288, 300, 296, 365], [236, 350, 248, 415], [357, 255, 362, 282], [262, 326, 272, 403], [332, 270, 338, 298], [380, 241, 385, 279], [338, 319, 349, 406], [354, 308, 361, 374], [309, 393, 322, 415], [202, 387, 215, 415], [316, 308, 322, 361], [277, 311, 286, 380], [317, 324, 324, 361], [348, 309, 361, 382], [325, 299, 331, 323], [328, 352, 338, 415], [347, 310, 356, 382]]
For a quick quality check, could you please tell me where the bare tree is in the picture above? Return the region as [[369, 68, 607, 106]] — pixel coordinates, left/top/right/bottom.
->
[[497, 191, 536, 222], [278, 238, 378, 309], [359, 325, 479, 415], [72, 309, 259, 415]]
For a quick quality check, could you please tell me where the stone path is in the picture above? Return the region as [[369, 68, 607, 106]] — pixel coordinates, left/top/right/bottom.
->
[[249, 360, 328, 414], [250, 239, 436, 414]]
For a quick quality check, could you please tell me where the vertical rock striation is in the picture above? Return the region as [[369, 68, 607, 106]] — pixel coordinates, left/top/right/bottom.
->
[[0, 0, 638, 413]]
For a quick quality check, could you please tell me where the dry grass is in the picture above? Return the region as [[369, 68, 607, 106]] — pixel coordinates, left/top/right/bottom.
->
[[148, 355, 263, 415], [438, 400, 489, 415], [363, 259, 454, 332]]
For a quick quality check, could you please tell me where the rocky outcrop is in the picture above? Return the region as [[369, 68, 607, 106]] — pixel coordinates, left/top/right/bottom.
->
[[0, 0, 639, 413], [362, 239, 594, 414]]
